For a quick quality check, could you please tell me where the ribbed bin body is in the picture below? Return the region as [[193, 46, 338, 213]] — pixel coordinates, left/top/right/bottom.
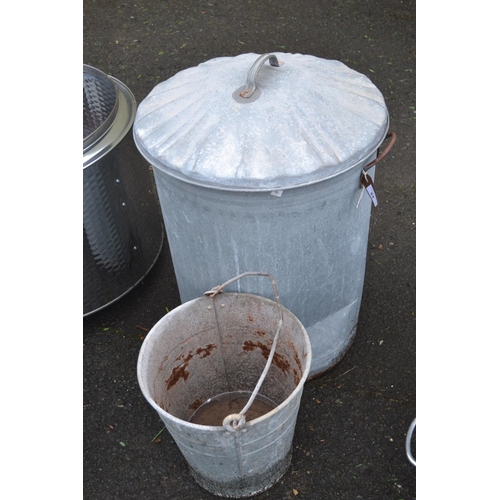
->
[[152, 160, 375, 376]]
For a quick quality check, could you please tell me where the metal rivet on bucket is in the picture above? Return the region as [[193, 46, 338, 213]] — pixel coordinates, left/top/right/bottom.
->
[[137, 272, 312, 498]]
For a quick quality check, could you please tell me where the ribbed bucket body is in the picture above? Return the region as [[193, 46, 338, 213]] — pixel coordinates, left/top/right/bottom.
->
[[137, 292, 311, 497]]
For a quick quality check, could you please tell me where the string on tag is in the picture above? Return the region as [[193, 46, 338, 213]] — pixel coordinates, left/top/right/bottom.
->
[[357, 170, 378, 208], [356, 186, 365, 208]]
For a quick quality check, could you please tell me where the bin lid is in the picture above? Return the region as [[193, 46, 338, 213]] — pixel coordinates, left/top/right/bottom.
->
[[133, 52, 389, 191]]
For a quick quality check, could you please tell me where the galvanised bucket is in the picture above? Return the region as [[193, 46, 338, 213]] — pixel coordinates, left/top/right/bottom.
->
[[137, 273, 311, 497]]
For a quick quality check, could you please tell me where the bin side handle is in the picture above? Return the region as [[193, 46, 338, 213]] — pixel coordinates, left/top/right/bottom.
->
[[358, 132, 397, 207], [363, 131, 397, 172]]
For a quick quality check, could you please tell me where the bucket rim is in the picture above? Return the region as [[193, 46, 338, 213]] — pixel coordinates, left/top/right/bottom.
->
[[137, 292, 312, 431]]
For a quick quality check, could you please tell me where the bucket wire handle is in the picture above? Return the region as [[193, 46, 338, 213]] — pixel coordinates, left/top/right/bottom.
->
[[205, 272, 284, 432]]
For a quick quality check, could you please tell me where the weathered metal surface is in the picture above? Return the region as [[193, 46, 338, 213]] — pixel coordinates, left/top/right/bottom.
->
[[133, 52, 389, 191], [133, 52, 391, 376], [150, 163, 375, 376], [137, 292, 312, 497]]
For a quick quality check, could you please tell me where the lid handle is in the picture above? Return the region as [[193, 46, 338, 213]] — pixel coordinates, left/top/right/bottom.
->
[[239, 53, 284, 99]]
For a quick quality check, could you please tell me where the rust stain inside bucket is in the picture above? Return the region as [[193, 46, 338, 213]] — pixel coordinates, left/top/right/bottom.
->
[[165, 362, 190, 390], [166, 343, 217, 390], [189, 391, 277, 426], [242, 340, 291, 375]]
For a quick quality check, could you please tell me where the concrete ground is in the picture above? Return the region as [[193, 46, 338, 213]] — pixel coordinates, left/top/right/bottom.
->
[[83, 1, 415, 498]]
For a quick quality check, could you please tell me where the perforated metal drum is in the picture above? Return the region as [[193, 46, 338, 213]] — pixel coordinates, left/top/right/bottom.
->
[[83, 64, 163, 317]]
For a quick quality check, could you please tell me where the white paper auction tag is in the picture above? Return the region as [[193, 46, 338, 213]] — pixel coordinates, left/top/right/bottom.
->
[[360, 171, 378, 207]]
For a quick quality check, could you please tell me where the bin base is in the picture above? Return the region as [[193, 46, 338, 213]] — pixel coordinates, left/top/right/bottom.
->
[[307, 324, 357, 380]]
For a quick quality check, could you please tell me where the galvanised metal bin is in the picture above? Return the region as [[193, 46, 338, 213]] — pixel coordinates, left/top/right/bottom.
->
[[83, 64, 163, 317], [133, 53, 394, 377]]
